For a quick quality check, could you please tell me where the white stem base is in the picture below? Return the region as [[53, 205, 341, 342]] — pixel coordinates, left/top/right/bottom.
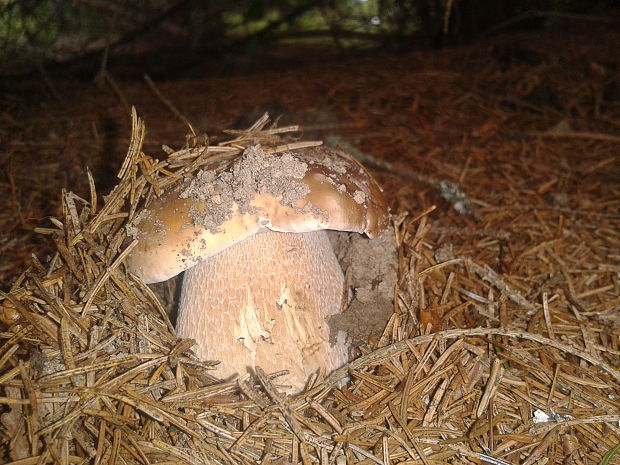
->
[[176, 230, 348, 392]]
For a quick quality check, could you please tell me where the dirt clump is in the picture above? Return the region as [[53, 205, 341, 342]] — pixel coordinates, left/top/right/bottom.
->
[[328, 224, 398, 352]]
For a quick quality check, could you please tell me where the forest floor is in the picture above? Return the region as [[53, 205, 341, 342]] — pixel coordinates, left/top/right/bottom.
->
[[1, 23, 619, 464]]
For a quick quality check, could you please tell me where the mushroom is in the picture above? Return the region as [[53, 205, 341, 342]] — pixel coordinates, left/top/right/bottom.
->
[[126, 144, 389, 392]]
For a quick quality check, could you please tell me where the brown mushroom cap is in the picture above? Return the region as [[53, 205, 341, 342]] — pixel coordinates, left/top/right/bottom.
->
[[126, 144, 388, 284]]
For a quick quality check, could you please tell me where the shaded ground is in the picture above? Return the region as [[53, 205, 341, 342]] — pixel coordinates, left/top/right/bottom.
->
[[2, 26, 619, 290], [1, 23, 619, 464]]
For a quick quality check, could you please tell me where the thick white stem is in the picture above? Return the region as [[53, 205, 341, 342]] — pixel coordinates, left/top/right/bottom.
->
[[176, 230, 348, 392]]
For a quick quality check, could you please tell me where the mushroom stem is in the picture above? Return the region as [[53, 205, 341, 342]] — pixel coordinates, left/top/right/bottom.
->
[[176, 229, 348, 391]]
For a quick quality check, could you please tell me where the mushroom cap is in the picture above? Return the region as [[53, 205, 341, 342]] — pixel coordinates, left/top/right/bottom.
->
[[126, 144, 389, 284]]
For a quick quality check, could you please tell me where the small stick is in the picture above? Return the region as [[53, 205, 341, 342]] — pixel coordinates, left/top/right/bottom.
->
[[321, 327, 620, 390], [144, 74, 196, 135], [542, 292, 555, 339], [255, 366, 305, 442], [529, 131, 620, 143], [476, 358, 503, 418], [326, 135, 478, 217], [463, 257, 537, 313]]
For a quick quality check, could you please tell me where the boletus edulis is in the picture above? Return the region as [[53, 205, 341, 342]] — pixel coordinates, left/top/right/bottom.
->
[[126, 144, 389, 392]]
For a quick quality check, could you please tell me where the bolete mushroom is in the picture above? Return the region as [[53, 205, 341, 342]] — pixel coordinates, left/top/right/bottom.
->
[[126, 144, 388, 391]]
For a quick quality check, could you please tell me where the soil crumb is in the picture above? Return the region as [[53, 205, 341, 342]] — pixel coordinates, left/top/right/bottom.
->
[[175, 144, 373, 234]]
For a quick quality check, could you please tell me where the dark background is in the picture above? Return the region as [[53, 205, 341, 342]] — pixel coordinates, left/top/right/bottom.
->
[[2, 0, 617, 80]]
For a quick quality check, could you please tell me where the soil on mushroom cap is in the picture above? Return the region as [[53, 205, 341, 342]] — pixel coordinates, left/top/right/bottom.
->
[[180, 146, 311, 232], [176, 144, 376, 234]]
